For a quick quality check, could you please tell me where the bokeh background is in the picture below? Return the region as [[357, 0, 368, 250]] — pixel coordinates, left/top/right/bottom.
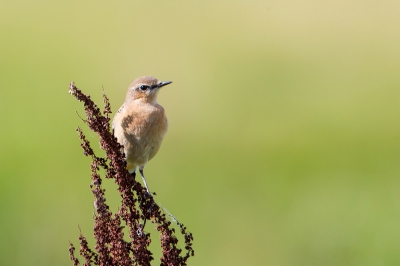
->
[[1, 1, 400, 265]]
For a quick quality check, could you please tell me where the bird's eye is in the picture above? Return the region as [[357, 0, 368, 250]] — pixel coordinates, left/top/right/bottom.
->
[[139, 85, 149, 91]]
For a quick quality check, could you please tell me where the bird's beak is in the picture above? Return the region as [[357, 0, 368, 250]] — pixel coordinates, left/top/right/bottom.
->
[[158, 81, 172, 88]]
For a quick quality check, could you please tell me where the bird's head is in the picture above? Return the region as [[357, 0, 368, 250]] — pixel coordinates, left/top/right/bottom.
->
[[126, 76, 172, 104]]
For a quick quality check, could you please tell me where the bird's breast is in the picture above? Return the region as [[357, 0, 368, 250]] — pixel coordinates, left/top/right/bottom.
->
[[113, 103, 168, 166]]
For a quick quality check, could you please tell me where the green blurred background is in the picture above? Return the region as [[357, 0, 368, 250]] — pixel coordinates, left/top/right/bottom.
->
[[1, 0, 400, 265]]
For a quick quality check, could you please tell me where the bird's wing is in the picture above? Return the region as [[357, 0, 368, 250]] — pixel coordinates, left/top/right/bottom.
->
[[112, 105, 125, 134]]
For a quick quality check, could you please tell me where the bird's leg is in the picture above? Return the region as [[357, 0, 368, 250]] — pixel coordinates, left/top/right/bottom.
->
[[139, 167, 151, 196], [138, 167, 155, 231], [130, 170, 136, 180], [139, 167, 154, 214]]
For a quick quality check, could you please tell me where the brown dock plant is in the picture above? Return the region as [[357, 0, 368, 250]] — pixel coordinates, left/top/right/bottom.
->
[[68, 82, 194, 266]]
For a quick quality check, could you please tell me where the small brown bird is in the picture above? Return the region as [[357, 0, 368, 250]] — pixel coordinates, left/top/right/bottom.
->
[[112, 76, 172, 194]]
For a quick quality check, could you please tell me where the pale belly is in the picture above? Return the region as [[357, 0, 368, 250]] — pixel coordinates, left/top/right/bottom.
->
[[123, 132, 165, 168]]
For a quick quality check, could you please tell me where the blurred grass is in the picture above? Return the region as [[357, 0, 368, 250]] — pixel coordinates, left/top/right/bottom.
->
[[1, 0, 400, 265]]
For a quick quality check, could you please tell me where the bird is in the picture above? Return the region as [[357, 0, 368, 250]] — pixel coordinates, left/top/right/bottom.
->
[[112, 76, 171, 195]]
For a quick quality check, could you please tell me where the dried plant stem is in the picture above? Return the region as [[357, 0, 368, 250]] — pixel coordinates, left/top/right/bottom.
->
[[68, 82, 194, 266]]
